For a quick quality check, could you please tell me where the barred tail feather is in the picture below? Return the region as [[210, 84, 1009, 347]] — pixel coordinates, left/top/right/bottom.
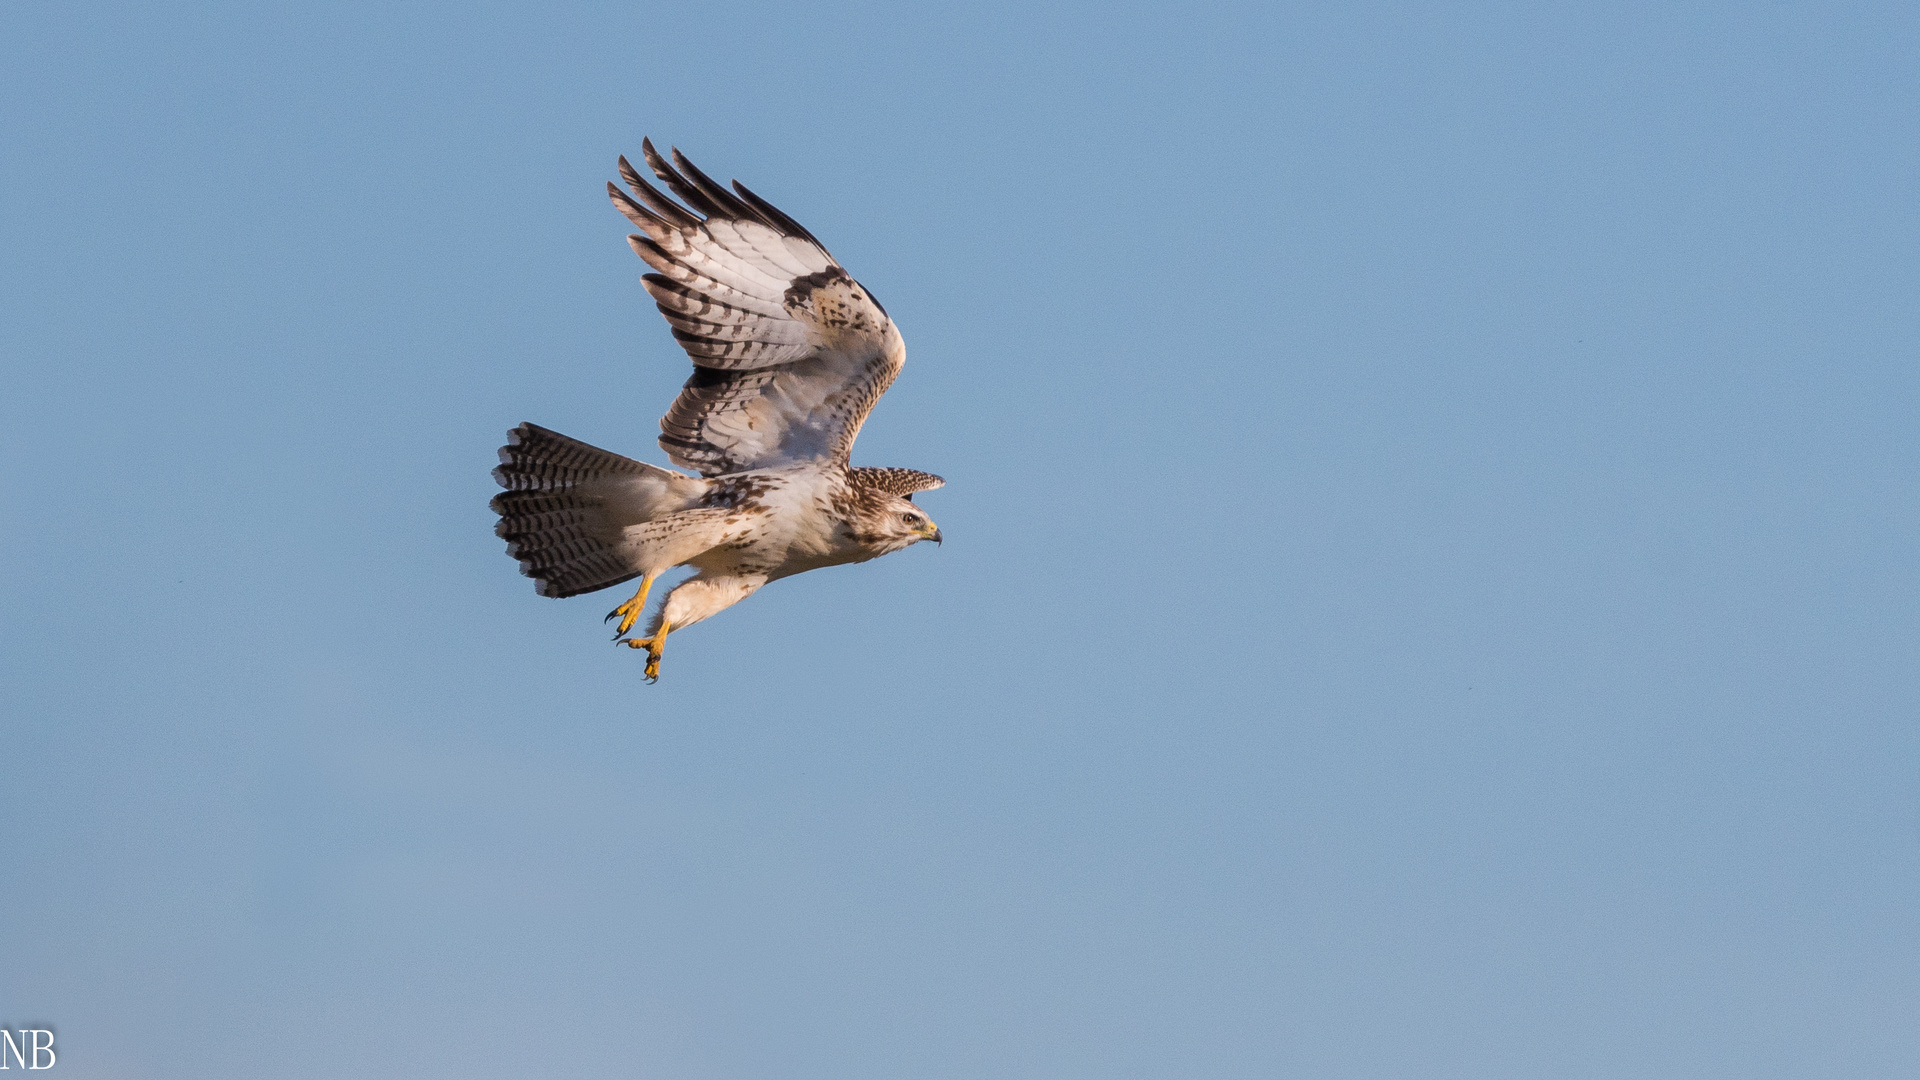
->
[[490, 423, 702, 598]]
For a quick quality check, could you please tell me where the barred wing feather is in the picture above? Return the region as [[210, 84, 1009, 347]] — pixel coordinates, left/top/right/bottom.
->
[[610, 140, 905, 476]]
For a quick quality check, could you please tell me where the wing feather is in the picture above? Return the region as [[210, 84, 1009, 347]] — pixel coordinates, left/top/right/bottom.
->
[[611, 143, 905, 475], [632, 218, 791, 294], [642, 276, 809, 346], [706, 218, 817, 279], [849, 466, 946, 497], [667, 146, 764, 224], [618, 156, 703, 230], [731, 179, 833, 256], [626, 236, 789, 320]]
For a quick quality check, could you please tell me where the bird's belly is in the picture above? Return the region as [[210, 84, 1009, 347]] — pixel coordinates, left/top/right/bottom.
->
[[762, 522, 868, 578], [684, 504, 856, 579]]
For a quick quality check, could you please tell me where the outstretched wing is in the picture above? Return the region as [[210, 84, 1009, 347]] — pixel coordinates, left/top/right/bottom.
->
[[610, 140, 905, 476]]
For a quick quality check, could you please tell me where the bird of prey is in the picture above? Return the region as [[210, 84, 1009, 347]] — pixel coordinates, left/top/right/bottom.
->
[[490, 140, 943, 681]]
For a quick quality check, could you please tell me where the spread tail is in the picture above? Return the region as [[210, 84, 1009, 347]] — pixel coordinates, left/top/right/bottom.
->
[[490, 423, 701, 598]]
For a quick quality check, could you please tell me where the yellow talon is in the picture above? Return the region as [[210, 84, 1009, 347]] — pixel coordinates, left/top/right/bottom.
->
[[622, 617, 673, 682], [606, 573, 657, 638]]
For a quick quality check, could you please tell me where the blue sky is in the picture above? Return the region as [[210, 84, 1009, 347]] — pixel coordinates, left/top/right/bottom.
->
[[3, 1, 1917, 1077]]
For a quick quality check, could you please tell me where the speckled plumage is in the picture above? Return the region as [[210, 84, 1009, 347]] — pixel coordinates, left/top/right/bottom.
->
[[490, 141, 943, 677]]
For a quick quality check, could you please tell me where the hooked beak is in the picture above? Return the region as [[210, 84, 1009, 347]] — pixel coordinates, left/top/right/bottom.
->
[[932, 527, 943, 546]]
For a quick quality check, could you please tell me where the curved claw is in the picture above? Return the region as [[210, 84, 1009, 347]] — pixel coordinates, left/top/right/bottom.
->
[[620, 617, 671, 683], [605, 574, 657, 638]]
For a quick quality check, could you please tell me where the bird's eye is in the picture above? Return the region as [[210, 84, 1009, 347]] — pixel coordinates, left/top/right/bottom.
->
[[901, 513, 921, 525]]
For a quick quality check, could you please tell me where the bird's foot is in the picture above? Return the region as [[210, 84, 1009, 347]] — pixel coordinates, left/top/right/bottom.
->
[[604, 575, 656, 639], [621, 620, 672, 682]]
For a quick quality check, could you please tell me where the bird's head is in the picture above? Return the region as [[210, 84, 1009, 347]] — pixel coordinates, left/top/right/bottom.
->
[[843, 467, 945, 557], [885, 494, 943, 550], [849, 491, 942, 555]]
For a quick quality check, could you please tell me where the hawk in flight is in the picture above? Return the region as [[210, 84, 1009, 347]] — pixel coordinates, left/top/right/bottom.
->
[[490, 141, 943, 680]]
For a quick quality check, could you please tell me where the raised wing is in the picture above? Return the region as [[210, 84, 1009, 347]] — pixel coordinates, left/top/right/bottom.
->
[[610, 140, 904, 476]]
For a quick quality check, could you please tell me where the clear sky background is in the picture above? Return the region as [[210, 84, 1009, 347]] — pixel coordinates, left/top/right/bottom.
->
[[3, 2, 1917, 1077]]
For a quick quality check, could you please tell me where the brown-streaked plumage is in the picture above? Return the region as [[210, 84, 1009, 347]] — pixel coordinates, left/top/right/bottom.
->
[[490, 141, 943, 681]]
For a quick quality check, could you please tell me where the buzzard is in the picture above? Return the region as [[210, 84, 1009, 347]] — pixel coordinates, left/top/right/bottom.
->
[[490, 141, 943, 681]]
